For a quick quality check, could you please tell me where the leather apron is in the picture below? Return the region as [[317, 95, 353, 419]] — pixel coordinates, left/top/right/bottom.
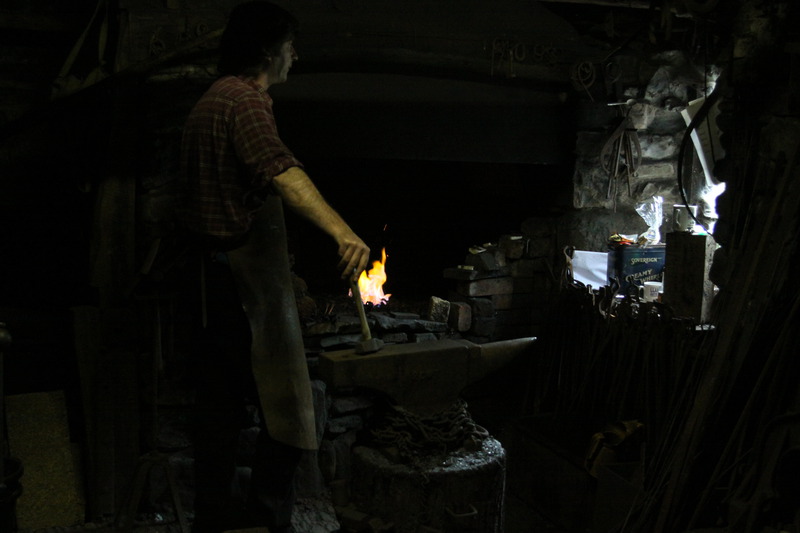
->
[[225, 195, 318, 450]]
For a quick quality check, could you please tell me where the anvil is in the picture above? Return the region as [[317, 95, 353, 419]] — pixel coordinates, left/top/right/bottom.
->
[[318, 337, 536, 415]]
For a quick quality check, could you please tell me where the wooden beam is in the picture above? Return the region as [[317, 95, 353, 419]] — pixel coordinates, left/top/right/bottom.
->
[[538, 0, 652, 7], [538, 0, 689, 14]]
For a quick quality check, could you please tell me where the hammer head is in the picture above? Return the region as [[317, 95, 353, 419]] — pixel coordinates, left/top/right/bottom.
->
[[354, 337, 384, 355]]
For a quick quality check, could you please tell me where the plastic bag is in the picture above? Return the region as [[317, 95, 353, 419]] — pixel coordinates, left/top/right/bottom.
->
[[636, 196, 663, 245]]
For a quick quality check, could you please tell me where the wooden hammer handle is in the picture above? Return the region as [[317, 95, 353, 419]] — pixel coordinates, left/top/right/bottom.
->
[[350, 279, 372, 340]]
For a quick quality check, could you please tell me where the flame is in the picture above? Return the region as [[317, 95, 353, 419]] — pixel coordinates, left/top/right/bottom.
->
[[356, 247, 391, 306]]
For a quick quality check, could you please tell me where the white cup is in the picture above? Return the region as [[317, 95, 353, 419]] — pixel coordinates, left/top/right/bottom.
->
[[673, 204, 698, 232], [643, 281, 662, 302]]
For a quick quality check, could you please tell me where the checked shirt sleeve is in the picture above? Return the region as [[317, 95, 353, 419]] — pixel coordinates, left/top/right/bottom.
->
[[230, 92, 303, 193]]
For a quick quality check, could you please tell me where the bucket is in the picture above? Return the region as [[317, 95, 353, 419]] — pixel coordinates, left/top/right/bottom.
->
[[0, 457, 23, 533]]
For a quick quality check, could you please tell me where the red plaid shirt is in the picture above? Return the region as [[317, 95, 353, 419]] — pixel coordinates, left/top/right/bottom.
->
[[179, 76, 303, 244]]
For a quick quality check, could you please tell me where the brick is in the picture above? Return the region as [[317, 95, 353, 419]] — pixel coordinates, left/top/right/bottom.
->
[[446, 293, 495, 317], [456, 276, 514, 297], [465, 250, 500, 271], [443, 266, 510, 280], [448, 301, 472, 332], [488, 245, 508, 266], [470, 297, 495, 317], [492, 292, 536, 310], [499, 234, 527, 259], [471, 316, 497, 337], [427, 296, 451, 323], [443, 266, 480, 280]]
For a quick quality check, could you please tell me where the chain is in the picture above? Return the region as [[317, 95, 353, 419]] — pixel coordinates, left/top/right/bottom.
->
[[369, 399, 488, 461]]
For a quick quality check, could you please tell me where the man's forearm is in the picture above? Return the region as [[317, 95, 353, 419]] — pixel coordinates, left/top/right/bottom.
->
[[272, 166, 351, 238], [272, 166, 370, 278]]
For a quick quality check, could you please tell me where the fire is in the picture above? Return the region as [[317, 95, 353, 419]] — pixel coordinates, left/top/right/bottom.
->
[[356, 247, 391, 306]]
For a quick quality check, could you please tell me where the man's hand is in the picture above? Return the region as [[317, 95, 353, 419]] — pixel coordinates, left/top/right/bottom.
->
[[336, 233, 370, 281]]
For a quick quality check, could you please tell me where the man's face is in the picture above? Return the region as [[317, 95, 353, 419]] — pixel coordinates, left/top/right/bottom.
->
[[267, 40, 297, 85]]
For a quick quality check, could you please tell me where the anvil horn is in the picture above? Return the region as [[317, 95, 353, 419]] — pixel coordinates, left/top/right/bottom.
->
[[318, 337, 536, 415]]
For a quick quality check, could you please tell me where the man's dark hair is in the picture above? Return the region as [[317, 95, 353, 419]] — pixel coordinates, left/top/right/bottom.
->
[[217, 1, 299, 76]]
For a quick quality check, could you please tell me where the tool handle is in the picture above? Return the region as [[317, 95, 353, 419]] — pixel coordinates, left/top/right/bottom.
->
[[349, 279, 372, 340]]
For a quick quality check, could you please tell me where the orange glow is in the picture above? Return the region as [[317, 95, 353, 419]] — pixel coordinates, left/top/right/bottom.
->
[[356, 247, 391, 306]]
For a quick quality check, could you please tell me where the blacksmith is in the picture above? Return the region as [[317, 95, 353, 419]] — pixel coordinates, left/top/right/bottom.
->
[[178, 1, 370, 531]]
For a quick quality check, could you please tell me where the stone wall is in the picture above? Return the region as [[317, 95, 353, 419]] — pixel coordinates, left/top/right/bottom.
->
[[557, 50, 720, 252]]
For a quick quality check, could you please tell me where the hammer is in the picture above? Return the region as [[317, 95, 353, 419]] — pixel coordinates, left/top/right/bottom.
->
[[349, 277, 384, 355]]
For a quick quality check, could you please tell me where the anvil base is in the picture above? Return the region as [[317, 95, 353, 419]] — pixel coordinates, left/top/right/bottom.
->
[[350, 438, 506, 532]]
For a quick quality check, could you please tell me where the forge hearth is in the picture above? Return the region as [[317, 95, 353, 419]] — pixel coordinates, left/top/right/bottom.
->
[[295, 226, 556, 350], [304, 306, 449, 351]]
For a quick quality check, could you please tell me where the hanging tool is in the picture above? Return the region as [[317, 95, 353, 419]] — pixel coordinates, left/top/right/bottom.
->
[[571, 61, 597, 101], [561, 245, 582, 289], [601, 101, 642, 200], [350, 276, 384, 355]]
